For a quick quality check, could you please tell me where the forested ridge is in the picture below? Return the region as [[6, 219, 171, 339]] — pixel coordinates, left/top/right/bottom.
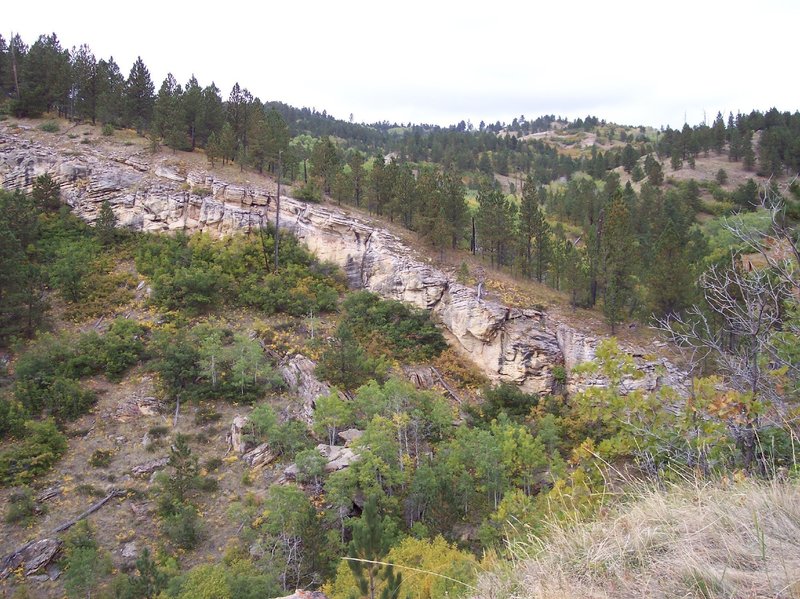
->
[[1, 30, 800, 599]]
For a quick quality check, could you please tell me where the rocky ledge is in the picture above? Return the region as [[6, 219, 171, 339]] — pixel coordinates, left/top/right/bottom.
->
[[0, 127, 687, 394]]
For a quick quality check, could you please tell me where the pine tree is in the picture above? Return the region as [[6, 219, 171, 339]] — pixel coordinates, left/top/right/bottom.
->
[[349, 151, 366, 208], [182, 75, 202, 150], [31, 173, 60, 212], [17, 34, 70, 117], [476, 185, 513, 267], [647, 219, 693, 316], [96, 57, 125, 126], [152, 73, 188, 151], [125, 56, 155, 133], [440, 169, 468, 250], [600, 198, 634, 332], [348, 496, 402, 599], [621, 143, 638, 173], [95, 199, 117, 246], [218, 122, 237, 166], [310, 137, 341, 195], [70, 44, 98, 123]]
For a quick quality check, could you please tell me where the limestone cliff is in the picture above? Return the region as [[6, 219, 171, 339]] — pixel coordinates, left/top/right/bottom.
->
[[0, 126, 687, 394]]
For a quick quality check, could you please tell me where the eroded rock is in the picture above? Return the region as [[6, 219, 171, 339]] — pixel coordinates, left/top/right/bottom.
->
[[131, 457, 169, 476], [0, 538, 62, 579], [242, 443, 277, 469], [0, 127, 689, 394]]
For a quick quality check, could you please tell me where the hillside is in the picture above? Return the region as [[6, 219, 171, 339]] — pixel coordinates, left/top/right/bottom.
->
[[1, 115, 798, 599]]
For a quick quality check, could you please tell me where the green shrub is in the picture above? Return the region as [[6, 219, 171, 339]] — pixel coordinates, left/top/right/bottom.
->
[[340, 290, 447, 361], [38, 121, 59, 133], [89, 449, 114, 468], [204, 457, 223, 472], [162, 502, 202, 549], [14, 372, 96, 423], [0, 395, 27, 439], [195, 405, 222, 425], [101, 123, 114, 136], [148, 425, 170, 439], [135, 230, 342, 317], [295, 180, 322, 202], [63, 520, 112, 599], [5, 487, 41, 525], [0, 419, 67, 486]]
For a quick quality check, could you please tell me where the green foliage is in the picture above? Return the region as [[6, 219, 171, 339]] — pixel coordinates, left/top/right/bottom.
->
[[11, 323, 144, 420], [340, 291, 447, 362], [294, 448, 327, 486], [348, 495, 402, 599], [135, 231, 341, 316], [162, 502, 202, 550], [114, 547, 168, 599], [62, 520, 111, 599], [4, 487, 41, 525], [96, 199, 117, 245], [49, 236, 97, 303], [313, 392, 353, 445], [32, 173, 62, 212], [316, 323, 386, 392], [471, 383, 540, 423], [37, 120, 60, 133], [89, 448, 114, 468], [171, 558, 278, 599]]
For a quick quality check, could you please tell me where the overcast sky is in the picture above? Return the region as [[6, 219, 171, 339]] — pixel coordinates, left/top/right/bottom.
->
[[6, 0, 798, 129]]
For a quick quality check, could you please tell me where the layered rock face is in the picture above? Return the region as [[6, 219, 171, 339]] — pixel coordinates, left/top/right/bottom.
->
[[0, 127, 686, 394]]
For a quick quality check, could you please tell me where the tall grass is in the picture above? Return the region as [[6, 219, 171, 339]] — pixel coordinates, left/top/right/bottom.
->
[[474, 478, 800, 598]]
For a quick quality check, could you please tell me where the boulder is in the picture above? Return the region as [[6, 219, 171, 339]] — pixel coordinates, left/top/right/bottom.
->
[[338, 429, 363, 446], [228, 415, 250, 454], [131, 457, 169, 476], [279, 354, 334, 423], [0, 538, 62, 579], [242, 443, 277, 469], [276, 591, 329, 599]]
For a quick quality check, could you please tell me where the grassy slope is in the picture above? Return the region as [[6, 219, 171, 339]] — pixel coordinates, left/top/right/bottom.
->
[[475, 478, 800, 599]]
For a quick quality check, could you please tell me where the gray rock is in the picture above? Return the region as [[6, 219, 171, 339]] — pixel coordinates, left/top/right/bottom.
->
[[131, 457, 169, 476], [121, 542, 138, 560], [0, 538, 62, 579]]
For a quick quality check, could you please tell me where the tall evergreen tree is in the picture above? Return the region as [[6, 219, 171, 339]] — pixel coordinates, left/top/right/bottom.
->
[[70, 44, 97, 123], [125, 56, 155, 133], [600, 198, 634, 332], [347, 496, 402, 599], [17, 33, 70, 117], [440, 169, 468, 250], [96, 56, 125, 126], [476, 185, 514, 267]]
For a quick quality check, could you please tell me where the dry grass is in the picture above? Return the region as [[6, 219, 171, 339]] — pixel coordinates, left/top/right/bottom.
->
[[475, 479, 800, 599]]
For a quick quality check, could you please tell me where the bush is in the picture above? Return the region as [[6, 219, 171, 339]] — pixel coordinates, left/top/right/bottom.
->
[[340, 291, 447, 361], [5, 487, 41, 525], [89, 449, 114, 468], [0, 419, 67, 486], [162, 502, 202, 549], [38, 121, 60, 133], [15, 373, 96, 423], [101, 123, 114, 136], [0, 395, 27, 439]]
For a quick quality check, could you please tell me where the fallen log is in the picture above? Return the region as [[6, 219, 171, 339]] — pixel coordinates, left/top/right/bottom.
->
[[51, 488, 124, 534]]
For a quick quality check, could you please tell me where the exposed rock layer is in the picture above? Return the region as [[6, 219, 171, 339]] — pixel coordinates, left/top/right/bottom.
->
[[0, 127, 686, 393]]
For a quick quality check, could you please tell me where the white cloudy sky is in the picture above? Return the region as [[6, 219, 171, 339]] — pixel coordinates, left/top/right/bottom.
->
[[6, 0, 798, 129]]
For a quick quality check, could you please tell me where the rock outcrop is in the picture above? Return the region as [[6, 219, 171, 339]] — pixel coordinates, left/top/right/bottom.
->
[[0, 538, 62, 580], [0, 127, 687, 394]]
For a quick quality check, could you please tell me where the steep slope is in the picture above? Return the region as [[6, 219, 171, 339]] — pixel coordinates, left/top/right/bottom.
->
[[0, 123, 687, 395]]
